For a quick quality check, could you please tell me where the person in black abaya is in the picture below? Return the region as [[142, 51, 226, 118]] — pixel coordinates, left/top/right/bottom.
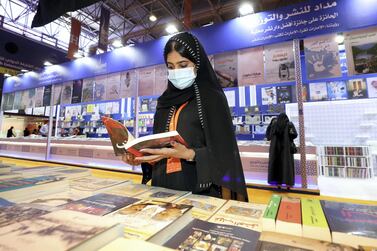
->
[[122, 32, 248, 201], [266, 113, 298, 188]]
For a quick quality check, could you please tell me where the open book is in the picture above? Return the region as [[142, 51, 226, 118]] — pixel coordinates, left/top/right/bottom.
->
[[102, 117, 187, 157]]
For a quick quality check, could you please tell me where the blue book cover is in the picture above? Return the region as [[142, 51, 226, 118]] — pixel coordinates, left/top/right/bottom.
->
[[327, 81, 348, 100], [0, 176, 65, 193], [0, 198, 14, 207], [321, 200, 377, 239], [63, 193, 139, 216]]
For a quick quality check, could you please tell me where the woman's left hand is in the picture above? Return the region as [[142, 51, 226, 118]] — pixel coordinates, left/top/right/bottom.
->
[[135, 141, 195, 162]]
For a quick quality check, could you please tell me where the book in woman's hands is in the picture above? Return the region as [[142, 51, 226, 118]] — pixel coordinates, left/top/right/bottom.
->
[[102, 117, 187, 157]]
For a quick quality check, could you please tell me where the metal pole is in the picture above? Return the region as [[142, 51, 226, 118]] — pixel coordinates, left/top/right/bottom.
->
[[45, 84, 55, 160], [293, 39, 307, 188]]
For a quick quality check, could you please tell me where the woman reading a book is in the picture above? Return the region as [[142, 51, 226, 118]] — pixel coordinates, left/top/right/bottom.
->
[[123, 32, 248, 201]]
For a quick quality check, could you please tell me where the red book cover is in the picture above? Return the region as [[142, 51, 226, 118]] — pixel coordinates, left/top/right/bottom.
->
[[277, 197, 301, 224]]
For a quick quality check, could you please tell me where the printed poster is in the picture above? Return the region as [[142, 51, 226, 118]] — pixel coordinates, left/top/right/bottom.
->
[[106, 73, 121, 100], [345, 27, 377, 75], [82, 78, 94, 103], [138, 67, 155, 96], [276, 85, 292, 104], [12, 91, 22, 110], [94, 75, 106, 101], [34, 87, 44, 107], [3, 93, 14, 111], [309, 82, 328, 101], [20, 89, 35, 109], [261, 86, 277, 105], [52, 84, 62, 105], [154, 64, 168, 95], [304, 34, 341, 80], [264, 41, 295, 83], [366, 77, 377, 98], [238, 47, 264, 86], [327, 81, 348, 100], [71, 79, 83, 104], [347, 78, 367, 99], [43, 85, 52, 106], [120, 70, 137, 98], [214, 51, 238, 88], [61, 82, 73, 105]]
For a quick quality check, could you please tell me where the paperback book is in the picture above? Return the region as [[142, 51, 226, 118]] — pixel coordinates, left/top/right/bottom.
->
[[62, 193, 139, 216], [70, 176, 129, 194], [107, 183, 153, 197], [276, 197, 302, 237], [99, 238, 174, 251], [102, 116, 187, 157], [208, 200, 266, 231], [0, 210, 120, 251], [164, 219, 261, 251], [136, 186, 190, 203], [109, 200, 192, 241], [0, 205, 49, 227], [176, 194, 227, 220], [262, 194, 282, 232]]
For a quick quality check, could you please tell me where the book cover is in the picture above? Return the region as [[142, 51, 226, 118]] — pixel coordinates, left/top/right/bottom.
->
[[366, 77, 377, 98], [276, 85, 292, 104], [0, 210, 119, 251], [304, 34, 342, 80], [176, 194, 227, 220], [82, 78, 95, 103], [0, 205, 49, 227], [264, 41, 295, 83], [43, 85, 52, 106], [0, 198, 14, 207], [110, 200, 192, 240], [309, 82, 328, 101], [276, 197, 302, 237], [301, 198, 331, 242], [52, 84, 62, 105], [259, 232, 357, 251], [106, 73, 121, 100], [138, 66, 155, 96], [63, 193, 139, 216], [164, 219, 260, 251], [72, 79, 83, 104], [120, 70, 137, 98], [214, 51, 238, 88], [3, 92, 15, 111], [261, 86, 277, 105], [94, 75, 107, 101], [327, 81, 348, 100], [102, 116, 133, 156], [321, 200, 377, 247], [238, 47, 264, 86], [34, 86, 44, 107], [262, 194, 282, 232], [136, 187, 190, 203], [21, 190, 90, 208], [70, 176, 128, 193], [61, 82, 73, 105], [0, 175, 65, 193], [347, 78, 368, 99], [154, 64, 168, 95], [209, 200, 266, 232], [345, 27, 377, 75], [107, 183, 153, 197]]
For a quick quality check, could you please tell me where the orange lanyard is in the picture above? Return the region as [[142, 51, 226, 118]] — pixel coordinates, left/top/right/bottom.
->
[[166, 101, 188, 174]]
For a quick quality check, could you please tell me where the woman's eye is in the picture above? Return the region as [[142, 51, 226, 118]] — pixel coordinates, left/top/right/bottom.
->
[[179, 64, 188, 68]]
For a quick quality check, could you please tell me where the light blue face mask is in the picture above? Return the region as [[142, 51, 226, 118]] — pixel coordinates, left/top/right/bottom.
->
[[168, 67, 197, 90]]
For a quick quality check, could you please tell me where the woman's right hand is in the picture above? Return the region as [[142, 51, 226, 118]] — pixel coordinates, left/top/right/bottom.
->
[[122, 153, 143, 166]]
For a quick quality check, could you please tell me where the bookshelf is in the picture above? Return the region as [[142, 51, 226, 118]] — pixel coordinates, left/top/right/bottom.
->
[[318, 146, 373, 179]]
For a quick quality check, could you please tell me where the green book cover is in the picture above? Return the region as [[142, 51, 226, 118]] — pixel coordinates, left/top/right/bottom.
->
[[301, 198, 328, 228], [263, 194, 281, 220]]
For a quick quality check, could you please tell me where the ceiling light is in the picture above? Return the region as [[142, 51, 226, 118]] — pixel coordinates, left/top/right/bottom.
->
[[239, 2, 254, 16], [335, 35, 344, 44], [21, 69, 28, 72], [44, 61, 53, 66], [73, 52, 83, 58], [4, 73, 11, 77], [149, 14, 157, 22], [112, 39, 123, 48], [166, 24, 178, 34]]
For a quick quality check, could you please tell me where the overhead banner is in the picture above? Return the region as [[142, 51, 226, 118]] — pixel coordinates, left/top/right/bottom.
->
[[67, 18, 81, 60], [98, 6, 110, 52]]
